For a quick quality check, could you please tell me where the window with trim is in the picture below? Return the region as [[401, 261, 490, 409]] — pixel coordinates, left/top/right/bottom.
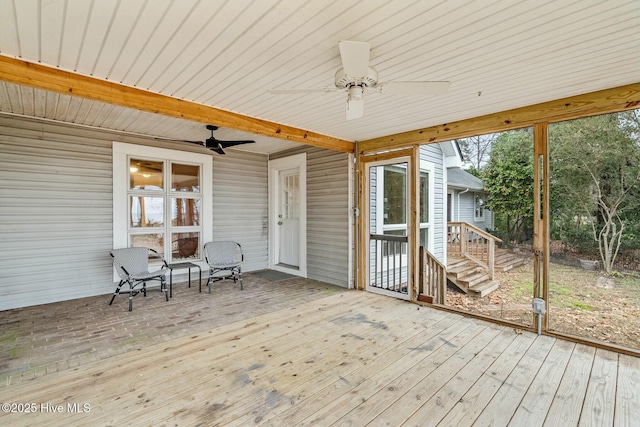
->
[[376, 162, 433, 252], [113, 142, 212, 264], [474, 193, 485, 221], [419, 169, 431, 248]]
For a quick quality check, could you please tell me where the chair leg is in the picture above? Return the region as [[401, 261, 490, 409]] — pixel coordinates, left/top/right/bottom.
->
[[162, 277, 169, 302], [128, 290, 134, 312], [109, 281, 125, 305], [239, 268, 243, 290]]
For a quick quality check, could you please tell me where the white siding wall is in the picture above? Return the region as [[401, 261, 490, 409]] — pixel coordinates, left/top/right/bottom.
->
[[0, 115, 269, 310], [420, 144, 445, 263], [212, 150, 268, 272], [454, 190, 493, 232], [271, 146, 351, 287]]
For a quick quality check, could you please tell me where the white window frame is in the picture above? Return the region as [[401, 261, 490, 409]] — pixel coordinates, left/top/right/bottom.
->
[[374, 160, 435, 258], [112, 142, 213, 273], [419, 160, 435, 253], [474, 192, 485, 222]]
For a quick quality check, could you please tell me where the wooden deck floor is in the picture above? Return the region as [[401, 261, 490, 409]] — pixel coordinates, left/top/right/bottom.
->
[[0, 291, 638, 426]]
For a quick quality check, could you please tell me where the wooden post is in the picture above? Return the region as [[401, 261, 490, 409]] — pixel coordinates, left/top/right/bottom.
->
[[488, 239, 495, 281], [460, 222, 467, 255], [410, 145, 420, 302], [533, 123, 550, 330]]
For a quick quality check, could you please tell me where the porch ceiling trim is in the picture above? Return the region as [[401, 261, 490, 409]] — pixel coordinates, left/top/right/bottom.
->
[[0, 55, 354, 153], [359, 83, 640, 154]]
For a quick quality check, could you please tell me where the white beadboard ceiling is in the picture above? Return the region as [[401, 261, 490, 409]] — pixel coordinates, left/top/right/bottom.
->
[[0, 0, 639, 154]]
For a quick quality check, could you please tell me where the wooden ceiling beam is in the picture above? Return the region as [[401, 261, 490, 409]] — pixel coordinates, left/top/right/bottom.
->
[[359, 83, 640, 154], [0, 56, 354, 153]]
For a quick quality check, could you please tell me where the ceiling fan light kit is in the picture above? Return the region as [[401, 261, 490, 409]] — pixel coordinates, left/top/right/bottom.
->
[[269, 40, 451, 120]]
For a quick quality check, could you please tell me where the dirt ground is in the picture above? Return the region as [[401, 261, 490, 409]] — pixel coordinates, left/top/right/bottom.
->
[[446, 255, 640, 350]]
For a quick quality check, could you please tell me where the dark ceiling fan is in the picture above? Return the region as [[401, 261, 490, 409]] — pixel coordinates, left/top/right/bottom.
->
[[183, 125, 255, 155]]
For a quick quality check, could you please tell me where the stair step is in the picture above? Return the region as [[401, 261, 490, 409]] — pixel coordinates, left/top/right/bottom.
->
[[469, 280, 499, 297], [459, 271, 491, 287], [448, 263, 476, 275]]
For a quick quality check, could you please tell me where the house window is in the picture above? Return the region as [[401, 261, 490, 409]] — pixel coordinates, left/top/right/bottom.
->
[[113, 142, 212, 264], [419, 170, 430, 248], [475, 193, 485, 221]]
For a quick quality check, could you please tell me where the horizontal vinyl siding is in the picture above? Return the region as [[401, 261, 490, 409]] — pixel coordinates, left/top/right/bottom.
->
[[212, 151, 268, 272], [0, 115, 270, 310], [420, 144, 445, 263], [0, 116, 115, 310], [271, 147, 350, 287]]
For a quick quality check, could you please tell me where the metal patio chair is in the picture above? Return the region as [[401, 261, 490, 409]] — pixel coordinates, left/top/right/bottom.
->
[[109, 247, 169, 311], [203, 241, 244, 293]]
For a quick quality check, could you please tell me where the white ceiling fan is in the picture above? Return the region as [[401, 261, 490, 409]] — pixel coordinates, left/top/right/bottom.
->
[[269, 41, 451, 120]]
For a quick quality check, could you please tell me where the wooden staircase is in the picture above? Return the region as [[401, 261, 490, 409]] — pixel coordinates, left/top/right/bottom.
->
[[495, 250, 525, 272], [445, 222, 525, 297], [447, 255, 498, 297], [446, 249, 524, 297]]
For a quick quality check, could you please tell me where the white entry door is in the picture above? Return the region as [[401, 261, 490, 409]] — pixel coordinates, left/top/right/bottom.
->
[[268, 153, 307, 277], [278, 168, 299, 266]]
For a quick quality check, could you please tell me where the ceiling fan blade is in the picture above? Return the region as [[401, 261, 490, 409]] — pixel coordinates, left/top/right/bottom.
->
[[338, 40, 370, 78], [378, 81, 451, 95], [346, 97, 364, 120], [217, 140, 255, 148], [211, 145, 226, 155], [269, 87, 340, 94]]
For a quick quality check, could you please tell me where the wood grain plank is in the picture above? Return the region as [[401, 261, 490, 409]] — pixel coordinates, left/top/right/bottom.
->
[[510, 338, 576, 426], [614, 354, 640, 426], [251, 311, 461, 427], [543, 344, 596, 427], [578, 349, 618, 427], [0, 292, 368, 419], [472, 334, 556, 426], [359, 83, 640, 154], [266, 314, 481, 427], [0, 56, 354, 153], [140, 297, 423, 426], [339, 324, 506, 427], [208, 308, 459, 426], [436, 330, 536, 426], [401, 326, 521, 426]]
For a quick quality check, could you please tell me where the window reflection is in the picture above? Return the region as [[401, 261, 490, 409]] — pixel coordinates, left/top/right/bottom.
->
[[130, 196, 164, 227], [171, 232, 200, 260], [171, 198, 200, 226], [172, 163, 200, 192], [130, 159, 163, 190], [130, 233, 164, 256]]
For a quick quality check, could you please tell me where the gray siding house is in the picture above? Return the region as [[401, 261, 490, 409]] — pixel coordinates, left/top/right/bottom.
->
[[447, 167, 494, 232]]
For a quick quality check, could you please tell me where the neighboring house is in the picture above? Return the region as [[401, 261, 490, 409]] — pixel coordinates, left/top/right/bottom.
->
[[447, 167, 494, 233]]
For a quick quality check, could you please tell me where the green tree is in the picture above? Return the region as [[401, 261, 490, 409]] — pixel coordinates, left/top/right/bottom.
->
[[482, 129, 534, 245], [550, 111, 640, 274]]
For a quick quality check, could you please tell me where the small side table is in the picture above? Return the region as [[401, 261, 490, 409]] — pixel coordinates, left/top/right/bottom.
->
[[167, 262, 202, 297]]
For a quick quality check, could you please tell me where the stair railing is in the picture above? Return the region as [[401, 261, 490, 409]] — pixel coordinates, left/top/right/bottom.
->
[[447, 222, 502, 281], [419, 247, 446, 304]]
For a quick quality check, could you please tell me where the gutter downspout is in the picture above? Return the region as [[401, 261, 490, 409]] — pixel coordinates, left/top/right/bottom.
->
[[457, 188, 469, 221]]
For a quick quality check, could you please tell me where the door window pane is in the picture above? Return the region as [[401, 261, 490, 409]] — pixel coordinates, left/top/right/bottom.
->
[[171, 198, 201, 226], [130, 196, 164, 227], [420, 171, 429, 223], [130, 159, 163, 190], [384, 165, 407, 224], [172, 163, 200, 192]]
